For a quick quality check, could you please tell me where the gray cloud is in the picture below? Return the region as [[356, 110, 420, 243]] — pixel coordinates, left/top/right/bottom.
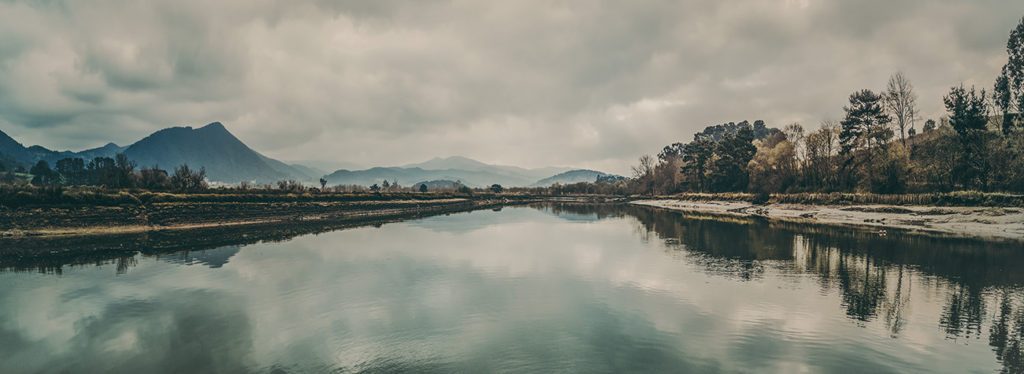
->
[[0, 0, 1022, 173]]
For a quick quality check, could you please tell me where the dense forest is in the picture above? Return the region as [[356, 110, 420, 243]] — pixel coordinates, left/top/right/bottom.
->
[[628, 17, 1024, 196]]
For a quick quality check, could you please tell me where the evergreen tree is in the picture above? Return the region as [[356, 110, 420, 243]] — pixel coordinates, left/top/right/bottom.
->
[[995, 17, 1024, 134], [943, 84, 991, 189], [840, 90, 892, 154]]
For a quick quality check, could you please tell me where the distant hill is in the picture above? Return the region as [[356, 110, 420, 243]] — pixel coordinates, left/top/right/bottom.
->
[[0, 122, 316, 184], [77, 143, 128, 161], [532, 169, 624, 187], [412, 180, 461, 189], [324, 156, 589, 188]]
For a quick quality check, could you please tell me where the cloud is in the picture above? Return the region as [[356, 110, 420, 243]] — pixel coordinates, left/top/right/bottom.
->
[[0, 0, 1022, 174]]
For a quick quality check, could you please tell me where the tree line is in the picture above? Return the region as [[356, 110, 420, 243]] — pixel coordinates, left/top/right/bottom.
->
[[629, 17, 1024, 196], [5, 154, 209, 192]]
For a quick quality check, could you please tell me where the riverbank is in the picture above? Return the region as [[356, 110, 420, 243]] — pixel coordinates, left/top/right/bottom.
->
[[632, 199, 1024, 242], [0, 195, 533, 240]]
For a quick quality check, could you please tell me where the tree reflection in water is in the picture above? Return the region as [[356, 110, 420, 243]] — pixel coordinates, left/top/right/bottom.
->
[[543, 202, 1024, 373]]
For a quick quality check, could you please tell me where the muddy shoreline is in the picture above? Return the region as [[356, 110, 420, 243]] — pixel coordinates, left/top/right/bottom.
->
[[633, 199, 1024, 242]]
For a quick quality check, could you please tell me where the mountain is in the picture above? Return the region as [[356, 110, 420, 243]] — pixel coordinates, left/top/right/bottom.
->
[[123, 122, 312, 183], [404, 156, 569, 182], [325, 156, 584, 187], [532, 169, 622, 186], [0, 122, 315, 184], [0, 130, 37, 166]]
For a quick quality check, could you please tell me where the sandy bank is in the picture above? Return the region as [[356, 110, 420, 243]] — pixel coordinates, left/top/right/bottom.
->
[[632, 199, 1024, 242]]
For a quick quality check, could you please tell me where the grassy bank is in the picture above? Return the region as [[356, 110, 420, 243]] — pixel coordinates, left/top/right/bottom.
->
[[0, 184, 539, 208]]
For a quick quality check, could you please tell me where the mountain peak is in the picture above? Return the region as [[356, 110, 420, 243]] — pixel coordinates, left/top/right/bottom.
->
[[200, 121, 226, 131]]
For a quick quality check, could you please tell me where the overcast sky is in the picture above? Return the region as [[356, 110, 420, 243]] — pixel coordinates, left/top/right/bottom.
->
[[1, 0, 1022, 174]]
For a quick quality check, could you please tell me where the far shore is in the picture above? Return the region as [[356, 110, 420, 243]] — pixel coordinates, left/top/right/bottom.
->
[[633, 199, 1024, 242]]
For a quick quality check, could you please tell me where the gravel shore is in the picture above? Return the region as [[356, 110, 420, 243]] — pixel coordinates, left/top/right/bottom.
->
[[633, 199, 1024, 242]]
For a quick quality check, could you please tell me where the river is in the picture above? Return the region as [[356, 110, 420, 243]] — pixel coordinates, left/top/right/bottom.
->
[[1, 203, 1022, 373]]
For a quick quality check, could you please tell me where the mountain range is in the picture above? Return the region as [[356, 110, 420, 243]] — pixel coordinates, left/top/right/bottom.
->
[[324, 156, 580, 188], [0, 122, 621, 186]]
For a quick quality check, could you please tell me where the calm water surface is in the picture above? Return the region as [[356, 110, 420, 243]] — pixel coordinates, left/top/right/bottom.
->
[[2, 204, 1024, 373]]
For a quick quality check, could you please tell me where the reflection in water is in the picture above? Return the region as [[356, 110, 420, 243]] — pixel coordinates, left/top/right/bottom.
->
[[157, 246, 241, 268], [550, 203, 1024, 372], [1, 203, 1023, 373]]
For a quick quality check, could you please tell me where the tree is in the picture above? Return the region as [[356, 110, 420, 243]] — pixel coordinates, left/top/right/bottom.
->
[[114, 153, 137, 188], [866, 143, 910, 193], [783, 122, 806, 164], [679, 138, 715, 192], [705, 124, 756, 192], [55, 158, 86, 185], [943, 84, 991, 189], [382, 180, 390, 189], [490, 184, 503, 193], [140, 165, 170, 190], [884, 72, 919, 145], [944, 85, 990, 137], [171, 164, 207, 192], [747, 132, 797, 194], [652, 156, 682, 194], [631, 155, 655, 194], [29, 160, 58, 186], [923, 119, 936, 133], [419, 184, 428, 193], [994, 17, 1024, 134], [87, 157, 116, 186], [370, 183, 380, 192], [319, 177, 327, 190], [805, 121, 840, 190], [840, 89, 892, 154]]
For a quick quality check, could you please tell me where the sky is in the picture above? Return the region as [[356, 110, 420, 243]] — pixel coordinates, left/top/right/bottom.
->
[[1, 0, 1023, 175]]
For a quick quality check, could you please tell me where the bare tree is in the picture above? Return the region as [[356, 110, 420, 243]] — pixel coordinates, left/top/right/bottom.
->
[[631, 155, 654, 179], [783, 122, 806, 163], [631, 155, 656, 195], [885, 72, 919, 145]]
